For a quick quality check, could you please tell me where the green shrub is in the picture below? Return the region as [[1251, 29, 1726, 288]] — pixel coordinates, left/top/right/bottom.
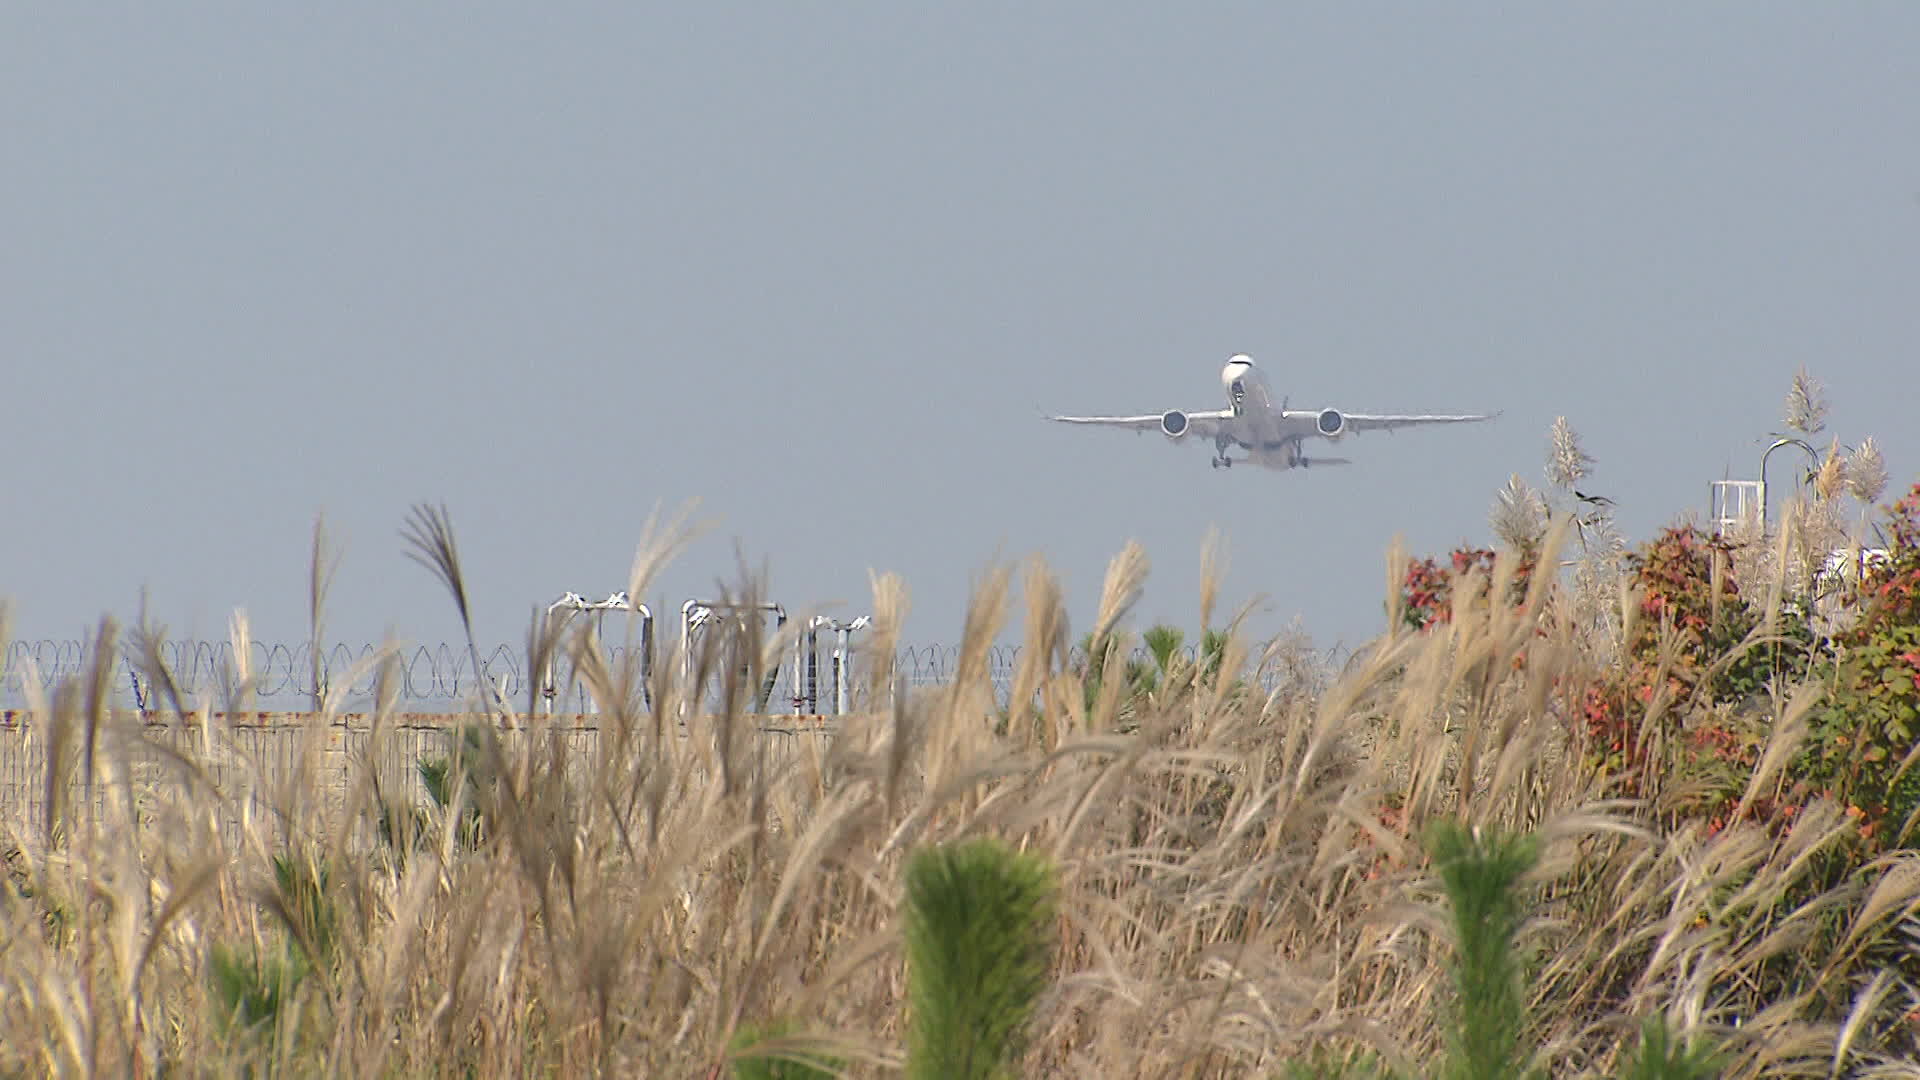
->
[[1800, 483, 1920, 853], [1397, 545, 1538, 632], [1577, 524, 1819, 816]]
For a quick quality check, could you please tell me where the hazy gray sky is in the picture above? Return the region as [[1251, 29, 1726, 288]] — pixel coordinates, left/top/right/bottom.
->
[[6, 5, 1917, 664]]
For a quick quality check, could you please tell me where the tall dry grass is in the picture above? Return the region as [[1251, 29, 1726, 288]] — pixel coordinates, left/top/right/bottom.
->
[[2, 502, 1918, 1078]]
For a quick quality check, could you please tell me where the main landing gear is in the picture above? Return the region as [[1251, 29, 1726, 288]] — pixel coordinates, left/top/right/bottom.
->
[[1212, 433, 1236, 469]]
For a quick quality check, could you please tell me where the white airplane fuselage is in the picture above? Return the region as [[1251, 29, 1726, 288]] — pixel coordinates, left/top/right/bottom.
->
[[1198, 355, 1335, 470]]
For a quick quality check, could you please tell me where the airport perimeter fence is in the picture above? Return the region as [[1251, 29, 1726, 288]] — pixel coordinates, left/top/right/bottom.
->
[[2, 635, 1342, 714], [0, 635, 1348, 843]]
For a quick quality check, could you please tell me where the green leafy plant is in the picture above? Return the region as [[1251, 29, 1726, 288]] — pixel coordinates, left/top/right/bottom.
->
[[1613, 1014, 1726, 1080], [208, 938, 306, 1041], [269, 850, 337, 971], [380, 723, 492, 855], [1277, 1047, 1400, 1079], [1801, 482, 1920, 854], [206, 848, 338, 1068], [1073, 628, 1165, 716], [729, 1018, 843, 1080], [1424, 820, 1543, 1080], [903, 836, 1058, 1080]]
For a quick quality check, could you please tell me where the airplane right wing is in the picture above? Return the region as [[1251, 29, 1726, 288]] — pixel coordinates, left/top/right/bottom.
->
[[1280, 409, 1501, 434], [1337, 410, 1500, 433], [1046, 408, 1235, 439]]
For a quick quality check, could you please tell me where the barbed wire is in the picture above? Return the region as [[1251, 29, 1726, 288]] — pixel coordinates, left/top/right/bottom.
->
[[2, 636, 1350, 711]]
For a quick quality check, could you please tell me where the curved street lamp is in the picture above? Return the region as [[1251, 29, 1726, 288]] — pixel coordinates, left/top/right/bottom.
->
[[1759, 436, 1820, 525]]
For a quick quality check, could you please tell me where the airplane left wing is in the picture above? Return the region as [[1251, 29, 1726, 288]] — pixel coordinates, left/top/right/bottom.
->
[[1046, 409, 1235, 439], [1284, 409, 1500, 434]]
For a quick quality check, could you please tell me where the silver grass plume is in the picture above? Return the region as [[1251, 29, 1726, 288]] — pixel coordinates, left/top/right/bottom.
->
[[1783, 366, 1828, 436], [1812, 440, 1848, 504], [1488, 473, 1547, 551], [1545, 416, 1594, 491], [1848, 437, 1888, 504]]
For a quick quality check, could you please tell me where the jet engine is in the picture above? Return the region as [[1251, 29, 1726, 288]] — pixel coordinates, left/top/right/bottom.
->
[[1160, 410, 1191, 440], [1315, 408, 1347, 440]]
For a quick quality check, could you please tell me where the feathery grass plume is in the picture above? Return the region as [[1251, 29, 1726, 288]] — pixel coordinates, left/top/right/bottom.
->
[[728, 1018, 844, 1080], [903, 836, 1058, 1080], [864, 568, 913, 813], [1847, 437, 1888, 505], [626, 497, 714, 606], [1424, 819, 1543, 1080], [1783, 366, 1828, 437], [225, 609, 257, 714], [401, 502, 498, 717], [124, 606, 194, 725], [1489, 473, 1548, 552], [939, 560, 1012, 741], [1545, 416, 1595, 492], [308, 513, 341, 713], [1007, 556, 1068, 743], [1088, 540, 1150, 654], [1812, 439, 1849, 504], [1200, 525, 1227, 632], [1615, 1014, 1726, 1080]]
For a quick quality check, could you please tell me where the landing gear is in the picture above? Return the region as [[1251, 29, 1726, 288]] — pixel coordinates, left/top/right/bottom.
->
[[1212, 433, 1236, 470]]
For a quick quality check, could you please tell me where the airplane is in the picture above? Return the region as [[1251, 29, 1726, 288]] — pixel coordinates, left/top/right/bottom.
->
[[1045, 353, 1500, 471]]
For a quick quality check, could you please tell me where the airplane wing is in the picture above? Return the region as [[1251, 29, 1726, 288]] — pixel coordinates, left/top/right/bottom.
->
[[1283, 409, 1500, 434], [1046, 409, 1235, 439]]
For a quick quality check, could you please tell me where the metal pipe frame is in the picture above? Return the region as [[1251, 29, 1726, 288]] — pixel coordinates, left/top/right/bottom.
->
[[541, 591, 653, 714], [805, 615, 871, 715], [1759, 436, 1820, 526], [679, 599, 788, 715]]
